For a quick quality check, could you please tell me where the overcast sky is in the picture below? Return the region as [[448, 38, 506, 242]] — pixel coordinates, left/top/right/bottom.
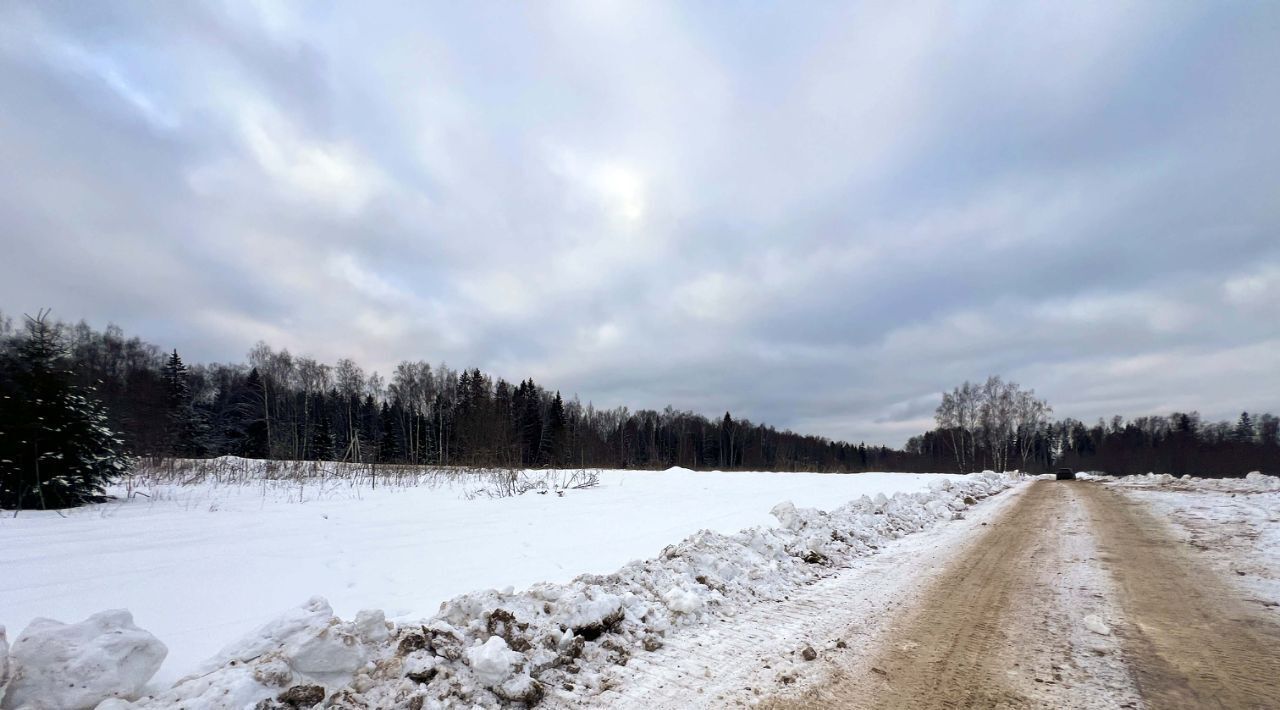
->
[[2, 2, 1277, 446]]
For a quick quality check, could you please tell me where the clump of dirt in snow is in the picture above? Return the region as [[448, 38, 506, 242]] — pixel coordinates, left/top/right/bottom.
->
[[108, 473, 1018, 709]]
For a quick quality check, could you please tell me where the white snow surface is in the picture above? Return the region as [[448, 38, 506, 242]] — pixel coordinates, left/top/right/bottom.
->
[[0, 609, 166, 710], [0, 465, 965, 688], [94, 470, 1017, 708]]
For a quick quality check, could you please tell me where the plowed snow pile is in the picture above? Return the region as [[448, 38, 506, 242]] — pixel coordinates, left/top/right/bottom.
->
[[0, 465, 966, 685], [100, 472, 1016, 709]]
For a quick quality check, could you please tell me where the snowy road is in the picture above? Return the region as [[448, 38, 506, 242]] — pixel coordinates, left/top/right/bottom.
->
[[576, 479, 1280, 709]]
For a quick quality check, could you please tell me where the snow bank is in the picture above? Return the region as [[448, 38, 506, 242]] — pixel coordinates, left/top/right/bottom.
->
[[1246, 471, 1280, 491], [1, 467, 962, 685], [111, 471, 1016, 708], [0, 610, 166, 710], [1110, 471, 1280, 492]]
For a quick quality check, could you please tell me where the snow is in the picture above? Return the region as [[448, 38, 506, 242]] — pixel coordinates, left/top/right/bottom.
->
[[0, 609, 166, 710], [0, 465, 963, 687], [93, 470, 1017, 708], [1082, 614, 1111, 636], [661, 587, 702, 614], [466, 636, 520, 686], [1106, 471, 1280, 607]]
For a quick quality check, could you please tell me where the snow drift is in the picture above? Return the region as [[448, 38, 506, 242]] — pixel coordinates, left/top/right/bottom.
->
[[1110, 471, 1280, 492], [93, 471, 1016, 709]]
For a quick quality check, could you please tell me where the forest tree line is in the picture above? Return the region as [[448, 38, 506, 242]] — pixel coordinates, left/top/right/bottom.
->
[[0, 312, 909, 473], [904, 376, 1279, 477], [2, 312, 1275, 487]]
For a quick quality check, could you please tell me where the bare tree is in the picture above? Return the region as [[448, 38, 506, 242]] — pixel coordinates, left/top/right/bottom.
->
[[937, 376, 1049, 473]]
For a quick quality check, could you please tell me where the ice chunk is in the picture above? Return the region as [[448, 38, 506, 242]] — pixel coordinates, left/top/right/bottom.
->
[[1083, 614, 1111, 636], [283, 622, 366, 676], [1, 610, 167, 710], [466, 636, 519, 686], [354, 609, 389, 644], [770, 501, 802, 531]]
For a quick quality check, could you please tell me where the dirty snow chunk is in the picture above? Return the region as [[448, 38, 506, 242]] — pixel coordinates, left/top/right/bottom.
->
[[354, 609, 388, 643], [561, 591, 625, 634], [1, 610, 167, 710], [192, 597, 333, 677], [467, 636, 520, 686], [1083, 615, 1111, 636], [663, 587, 703, 614], [117, 598, 365, 710], [282, 621, 366, 676]]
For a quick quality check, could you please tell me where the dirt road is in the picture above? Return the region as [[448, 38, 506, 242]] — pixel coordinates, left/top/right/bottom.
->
[[1079, 484, 1280, 709], [763, 481, 1280, 710]]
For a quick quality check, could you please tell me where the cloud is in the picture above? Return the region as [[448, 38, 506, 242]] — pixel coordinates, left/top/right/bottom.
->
[[2, 0, 1279, 447]]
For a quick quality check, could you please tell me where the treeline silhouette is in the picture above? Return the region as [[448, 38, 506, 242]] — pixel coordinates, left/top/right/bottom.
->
[[0, 313, 910, 472], [906, 379, 1278, 477], [2, 312, 1274, 477]]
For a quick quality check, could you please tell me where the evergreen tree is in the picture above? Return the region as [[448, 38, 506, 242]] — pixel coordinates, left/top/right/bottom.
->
[[160, 349, 205, 456], [162, 349, 190, 403], [546, 391, 567, 466], [0, 312, 131, 509], [308, 392, 335, 461], [517, 380, 543, 466], [1234, 412, 1256, 443], [378, 402, 401, 462], [232, 368, 270, 458]]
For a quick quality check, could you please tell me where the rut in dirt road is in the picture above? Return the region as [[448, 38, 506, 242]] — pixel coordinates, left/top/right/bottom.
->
[[1079, 484, 1280, 710], [763, 481, 1280, 710], [849, 481, 1057, 709], [763, 481, 1081, 710]]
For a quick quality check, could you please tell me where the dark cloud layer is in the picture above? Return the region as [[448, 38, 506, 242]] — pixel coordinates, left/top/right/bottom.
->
[[3, 1, 1278, 446]]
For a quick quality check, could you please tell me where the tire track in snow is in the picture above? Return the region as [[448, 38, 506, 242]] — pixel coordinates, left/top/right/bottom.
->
[[1080, 484, 1280, 710]]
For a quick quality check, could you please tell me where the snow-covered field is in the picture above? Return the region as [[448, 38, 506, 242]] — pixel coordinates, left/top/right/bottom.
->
[[0, 462, 967, 689]]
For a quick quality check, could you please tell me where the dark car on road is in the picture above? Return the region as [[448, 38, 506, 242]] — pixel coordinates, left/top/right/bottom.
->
[[1056, 468, 1076, 480]]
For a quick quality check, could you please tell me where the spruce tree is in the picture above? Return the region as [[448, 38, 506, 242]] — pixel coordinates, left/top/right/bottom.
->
[[308, 392, 335, 461], [546, 391, 567, 466], [0, 312, 131, 509], [1234, 412, 1255, 443], [378, 401, 401, 462], [160, 349, 205, 456]]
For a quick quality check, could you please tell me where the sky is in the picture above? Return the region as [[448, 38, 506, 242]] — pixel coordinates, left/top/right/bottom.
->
[[1, 1, 1277, 447]]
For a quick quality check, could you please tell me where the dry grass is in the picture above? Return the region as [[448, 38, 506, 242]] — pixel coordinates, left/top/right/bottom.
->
[[122, 456, 599, 501]]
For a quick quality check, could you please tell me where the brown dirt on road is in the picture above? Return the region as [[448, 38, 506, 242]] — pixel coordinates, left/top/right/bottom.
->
[[763, 481, 1280, 710], [1078, 484, 1280, 710]]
